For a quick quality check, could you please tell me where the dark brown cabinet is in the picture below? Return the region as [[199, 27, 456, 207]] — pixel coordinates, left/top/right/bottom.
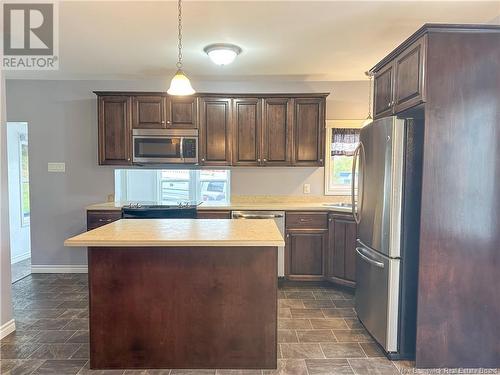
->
[[132, 95, 167, 129], [293, 98, 325, 166], [262, 98, 293, 166], [95, 92, 327, 167], [167, 96, 197, 129], [373, 35, 427, 119], [199, 97, 232, 166], [373, 63, 394, 118], [232, 98, 262, 166], [285, 212, 328, 281], [87, 210, 122, 231], [326, 213, 357, 288], [98, 95, 132, 165], [393, 36, 426, 113], [196, 210, 232, 219]]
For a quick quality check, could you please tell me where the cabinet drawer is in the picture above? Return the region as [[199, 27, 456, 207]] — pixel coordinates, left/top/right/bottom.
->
[[286, 212, 328, 229], [196, 210, 231, 219], [87, 210, 122, 231]]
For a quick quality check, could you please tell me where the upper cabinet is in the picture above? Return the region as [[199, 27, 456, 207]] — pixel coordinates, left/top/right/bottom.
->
[[373, 35, 427, 119], [95, 92, 327, 167], [262, 98, 293, 166], [199, 97, 232, 166], [293, 98, 325, 166], [232, 98, 262, 166], [167, 96, 197, 129], [132, 95, 167, 129], [98, 95, 132, 165]]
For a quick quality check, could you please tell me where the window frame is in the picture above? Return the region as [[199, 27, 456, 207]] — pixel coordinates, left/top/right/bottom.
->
[[324, 119, 365, 196]]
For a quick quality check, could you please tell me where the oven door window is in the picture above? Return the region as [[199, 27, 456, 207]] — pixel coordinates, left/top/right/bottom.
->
[[134, 137, 181, 159]]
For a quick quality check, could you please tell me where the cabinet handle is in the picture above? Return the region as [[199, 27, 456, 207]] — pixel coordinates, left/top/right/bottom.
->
[[257, 158, 261, 162], [320, 159, 323, 162], [299, 218, 311, 222], [286, 234, 290, 238], [167, 120, 171, 124], [201, 158, 205, 162], [328, 218, 332, 222], [127, 158, 131, 161], [161, 120, 165, 124], [263, 159, 267, 162], [98, 218, 113, 222]]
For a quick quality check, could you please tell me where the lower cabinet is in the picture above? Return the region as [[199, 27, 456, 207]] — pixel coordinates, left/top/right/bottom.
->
[[87, 210, 122, 231], [326, 213, 357, 287], [285, 212, 328, 281], [284, 211, 357, 287], [196, 210, 232, 219]]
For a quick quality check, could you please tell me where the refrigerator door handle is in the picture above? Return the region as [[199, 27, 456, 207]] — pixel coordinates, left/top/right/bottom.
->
[[356, 247, 385, 268], [352, 143, 365, 224]]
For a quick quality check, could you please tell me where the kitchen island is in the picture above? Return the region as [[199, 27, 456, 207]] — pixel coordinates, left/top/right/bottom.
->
[[65, 219, 284, 370]]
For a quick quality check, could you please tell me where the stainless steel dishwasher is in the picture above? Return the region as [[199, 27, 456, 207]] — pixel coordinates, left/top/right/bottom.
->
[[231, 211, 286, 277]]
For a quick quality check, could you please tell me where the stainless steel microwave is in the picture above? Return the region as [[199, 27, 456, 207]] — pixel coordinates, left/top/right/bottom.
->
[[132, 129, 198, 164]]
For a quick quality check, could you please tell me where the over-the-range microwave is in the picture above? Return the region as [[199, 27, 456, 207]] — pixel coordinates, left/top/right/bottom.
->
[[132, 129, 198, 164]]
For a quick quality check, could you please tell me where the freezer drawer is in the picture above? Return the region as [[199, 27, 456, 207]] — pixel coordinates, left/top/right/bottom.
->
[[354, 242, 400, 353]]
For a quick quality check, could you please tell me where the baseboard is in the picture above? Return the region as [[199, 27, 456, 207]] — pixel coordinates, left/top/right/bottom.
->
[[11, 252, 30, 264], [31, 265, 88, 273], [0, 319, 16, 340]]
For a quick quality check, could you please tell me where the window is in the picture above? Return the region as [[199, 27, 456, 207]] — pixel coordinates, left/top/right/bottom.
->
[[115, 169, 230, 204], [19, 135, 30, 226], [324, 120, 363, 195]]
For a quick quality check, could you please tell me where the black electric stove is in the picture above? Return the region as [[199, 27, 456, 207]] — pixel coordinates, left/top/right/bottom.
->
[[121, 202, 200, 219]]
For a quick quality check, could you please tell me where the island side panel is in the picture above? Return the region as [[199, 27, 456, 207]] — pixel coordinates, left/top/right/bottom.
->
[[88, 246, 277, 370]]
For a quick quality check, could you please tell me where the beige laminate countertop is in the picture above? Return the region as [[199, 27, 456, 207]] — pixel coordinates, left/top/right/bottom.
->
[[85, 201, 353, 213], [65, 219, 285, 247]]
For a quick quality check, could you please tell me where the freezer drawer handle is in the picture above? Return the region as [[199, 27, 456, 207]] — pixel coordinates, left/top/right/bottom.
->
[[356, 247, 385, 268]]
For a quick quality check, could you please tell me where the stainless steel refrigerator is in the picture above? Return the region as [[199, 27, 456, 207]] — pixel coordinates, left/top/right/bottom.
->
[[352, 116, 423, 359]]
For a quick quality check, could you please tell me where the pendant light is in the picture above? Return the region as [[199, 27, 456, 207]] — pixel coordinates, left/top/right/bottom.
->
[[167, 0, 195, 95], [363, 71, 373, 126]]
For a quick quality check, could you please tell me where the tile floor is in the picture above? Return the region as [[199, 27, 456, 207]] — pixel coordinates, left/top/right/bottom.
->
[[11, 258, 31, 283], [1, 274, 419, 374]]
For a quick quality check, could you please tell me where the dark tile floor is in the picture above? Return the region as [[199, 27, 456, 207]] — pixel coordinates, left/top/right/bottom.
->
[[1, 274, 418, 374]]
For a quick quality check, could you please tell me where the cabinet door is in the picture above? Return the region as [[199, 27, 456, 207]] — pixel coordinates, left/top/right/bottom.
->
[[394, 36, 427, 114], [98, 96, 132, 165], [285, 230, 326, 281], [232, 98, 262, 166], [199, 97, 232, 166], [167, 96, 197, 129], [327, 214, 357, 287], [373, 63, 394, 119], [262, 98, 292, 166], [132, 96, 166, 129], [293, 98, 325, 166]]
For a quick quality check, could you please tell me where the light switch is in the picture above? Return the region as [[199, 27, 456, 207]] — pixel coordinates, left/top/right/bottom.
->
[[303, 183, 311, 194], [48, 162, 65, 173]]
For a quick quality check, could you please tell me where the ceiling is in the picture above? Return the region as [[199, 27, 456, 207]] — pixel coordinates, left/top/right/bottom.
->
[[6, 1, 500, 81]]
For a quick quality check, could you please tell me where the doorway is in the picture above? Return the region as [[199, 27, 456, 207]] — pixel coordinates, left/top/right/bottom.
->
[[6, 122, 31, 282]]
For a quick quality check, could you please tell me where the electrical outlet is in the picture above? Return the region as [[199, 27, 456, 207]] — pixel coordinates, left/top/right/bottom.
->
[[47, 162, 65, 173], [303, 183, 311, 194], [107, 194, 115, 202]]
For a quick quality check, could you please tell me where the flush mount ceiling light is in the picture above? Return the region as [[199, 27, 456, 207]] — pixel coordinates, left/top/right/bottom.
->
[[204, 43, 242, 66], [167, 0, 195, 96]]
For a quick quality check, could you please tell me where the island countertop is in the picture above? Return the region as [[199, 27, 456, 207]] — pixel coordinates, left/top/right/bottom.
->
[[65, 218, 285, 247]]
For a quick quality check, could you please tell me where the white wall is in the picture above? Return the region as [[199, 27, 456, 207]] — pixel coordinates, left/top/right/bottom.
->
[[7, 122, 31, 264], [1, 71, 15, 334], [6, 78, 366, 268]]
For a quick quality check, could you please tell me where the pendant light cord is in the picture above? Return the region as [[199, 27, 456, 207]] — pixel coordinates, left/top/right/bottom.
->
[[176, 0, 183, 69]]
